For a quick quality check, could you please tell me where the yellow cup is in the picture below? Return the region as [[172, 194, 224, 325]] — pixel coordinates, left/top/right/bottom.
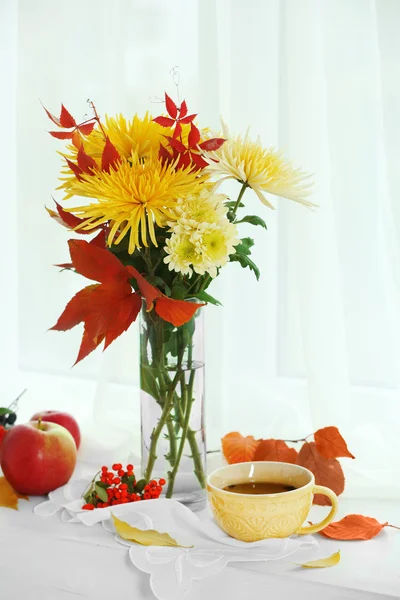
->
[[207, 461, 338, 542]]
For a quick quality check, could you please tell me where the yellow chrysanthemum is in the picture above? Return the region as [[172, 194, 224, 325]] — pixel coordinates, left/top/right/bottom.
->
[[63, 153, 206, 253], [204, 120, 314, 209], [59, 113, 167, 190]]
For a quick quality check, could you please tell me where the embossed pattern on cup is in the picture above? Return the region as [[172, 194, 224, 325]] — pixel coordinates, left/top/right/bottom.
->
[[207, 462, 338, 542]]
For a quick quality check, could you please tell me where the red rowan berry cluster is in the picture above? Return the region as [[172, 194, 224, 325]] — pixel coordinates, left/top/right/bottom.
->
[[82, 463, 166, 510]]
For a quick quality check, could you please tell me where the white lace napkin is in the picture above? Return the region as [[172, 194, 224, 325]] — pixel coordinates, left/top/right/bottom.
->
[[105, 499, 318, 600], [34, 479, 318, 600]]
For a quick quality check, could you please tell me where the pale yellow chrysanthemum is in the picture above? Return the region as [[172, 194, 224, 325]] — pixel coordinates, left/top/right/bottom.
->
[[191, 222, 240, 277], [63, 153, 206, 253], [204, 120, 314, 209], [164, 234, 207, 277], [169, 188, 228, 232]]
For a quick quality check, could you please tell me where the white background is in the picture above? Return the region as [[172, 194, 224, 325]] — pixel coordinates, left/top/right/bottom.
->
[[1, 0, 400, 497]]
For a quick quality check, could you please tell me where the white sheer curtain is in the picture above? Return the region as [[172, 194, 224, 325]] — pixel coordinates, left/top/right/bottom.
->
[[1, 0, 399, 495]]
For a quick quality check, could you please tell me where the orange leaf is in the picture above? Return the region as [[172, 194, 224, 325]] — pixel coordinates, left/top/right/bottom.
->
[[78, 122, 96, 136], [65, 157, 84, 181], [314, 426, 355, 459], [317, 514, 399, 540], [68, 239, 129, 284], [0, 477, 28, 510], [221, 432, 261, 464], [49, 130, 74, 140], [71, 130, 82, 149], [126, 265, 161, 310], [59, 104, 76, 128], [254, 439, 298, 464], [297, 442, 345, 505], [77, 146, 97, 174], [155, 296, 205, 327], [101, 137, 121, 173], [46, 201, 87, 231], [50, 285, 98, 331]]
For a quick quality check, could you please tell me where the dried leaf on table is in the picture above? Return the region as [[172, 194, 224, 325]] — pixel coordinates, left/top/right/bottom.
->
[[112, 514, 192, 547], [254, 439, 298, 464], [0, 477, 28, 510], [297, 442, 345, 504], [314, 426, 355, 459], [221, 431, 261, 464], [297, 551, 340, 569], [316, 514, 400, 540]]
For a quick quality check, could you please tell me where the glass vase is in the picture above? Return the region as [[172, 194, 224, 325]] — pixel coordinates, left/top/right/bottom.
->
[[140, 303, 206, 505]]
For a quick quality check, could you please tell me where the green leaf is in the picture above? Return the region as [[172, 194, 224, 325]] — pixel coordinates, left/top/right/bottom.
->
[[95, 484, 108, 503], [171, 282, 187, 300], [95, 481, 110, 490], [135, 479, 146, 494], [235, 215, 267, 229], [140, 365, 160, 400], [147, 275, 171, 297], [0, 408, 13, 416], [194, 290, 222, 306], [235, 237, 255, 256], [230, 253, 260, 280], [225, 200, 244, 209]]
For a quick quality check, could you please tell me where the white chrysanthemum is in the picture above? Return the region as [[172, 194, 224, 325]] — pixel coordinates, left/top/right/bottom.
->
[[164, 234, 207, 277], [191, 222, 240, 278], [169, 189, 228, 233], [204, 120, 314, 210]]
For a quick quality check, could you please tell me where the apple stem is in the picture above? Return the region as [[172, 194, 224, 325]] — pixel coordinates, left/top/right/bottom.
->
[[37, 417, 44, 431]]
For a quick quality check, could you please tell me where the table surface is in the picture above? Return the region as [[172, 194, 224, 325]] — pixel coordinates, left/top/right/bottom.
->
[[0, 487, 399, 600]]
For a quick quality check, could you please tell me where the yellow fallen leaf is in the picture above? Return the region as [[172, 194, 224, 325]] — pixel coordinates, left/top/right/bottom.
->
[[0, 477, 29, 510], [297, 550, 341, 569], [112, 514, 192, 548]]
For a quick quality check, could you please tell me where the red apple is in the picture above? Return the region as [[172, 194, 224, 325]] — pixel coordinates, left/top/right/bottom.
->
[[0, 421, 77, 495], [30, 410, 80, 449]]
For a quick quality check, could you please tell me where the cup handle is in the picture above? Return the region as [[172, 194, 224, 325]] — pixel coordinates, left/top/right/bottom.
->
[[297, 485, 338, 535]]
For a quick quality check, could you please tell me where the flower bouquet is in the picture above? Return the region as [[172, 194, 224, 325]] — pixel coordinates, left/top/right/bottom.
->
[[45, 92, 312, 503]]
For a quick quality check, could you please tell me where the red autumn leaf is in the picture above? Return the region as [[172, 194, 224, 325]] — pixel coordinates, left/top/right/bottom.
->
[[59, 104, 76, 128], [75, 326, 105, 365], [314, 426, 355, 460], [222, 432, 261, 464], [77, 146, 97, 174], [78, 122, 96, 136], [173, 123, 182, 139], [165, 136, 186, 153], [71, 130, 82, 149], [68, 239, 129, 284], [104, 291, 142, 349], [317, 515, 400, 540], [177, 152, 192, 170], [159, 144, 173, 164], [179, 114, 197, 124], [297, 442, 345, 505], [126, 265, 162, 310], [52, 201, 89, 230], [188, 123, 201, 147], [254, 439, 298, 464], [89, 228, 107, 248], [190, 152, 208, 169], [155, 296, 204, 327], [43, 105, 62, 127], [50, 285, 98, 331], [165, 93, 178, 119], [199, 138, 226, 151], [153, 116, 175, 128], [101, 137, 121, 173], [49, 130, 74, 140], [65, 157, 84, 181], [179, 100, 188, 118]]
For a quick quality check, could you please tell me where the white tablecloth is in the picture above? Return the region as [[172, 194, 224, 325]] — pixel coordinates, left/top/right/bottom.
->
[[0, 493, 399, 600]]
